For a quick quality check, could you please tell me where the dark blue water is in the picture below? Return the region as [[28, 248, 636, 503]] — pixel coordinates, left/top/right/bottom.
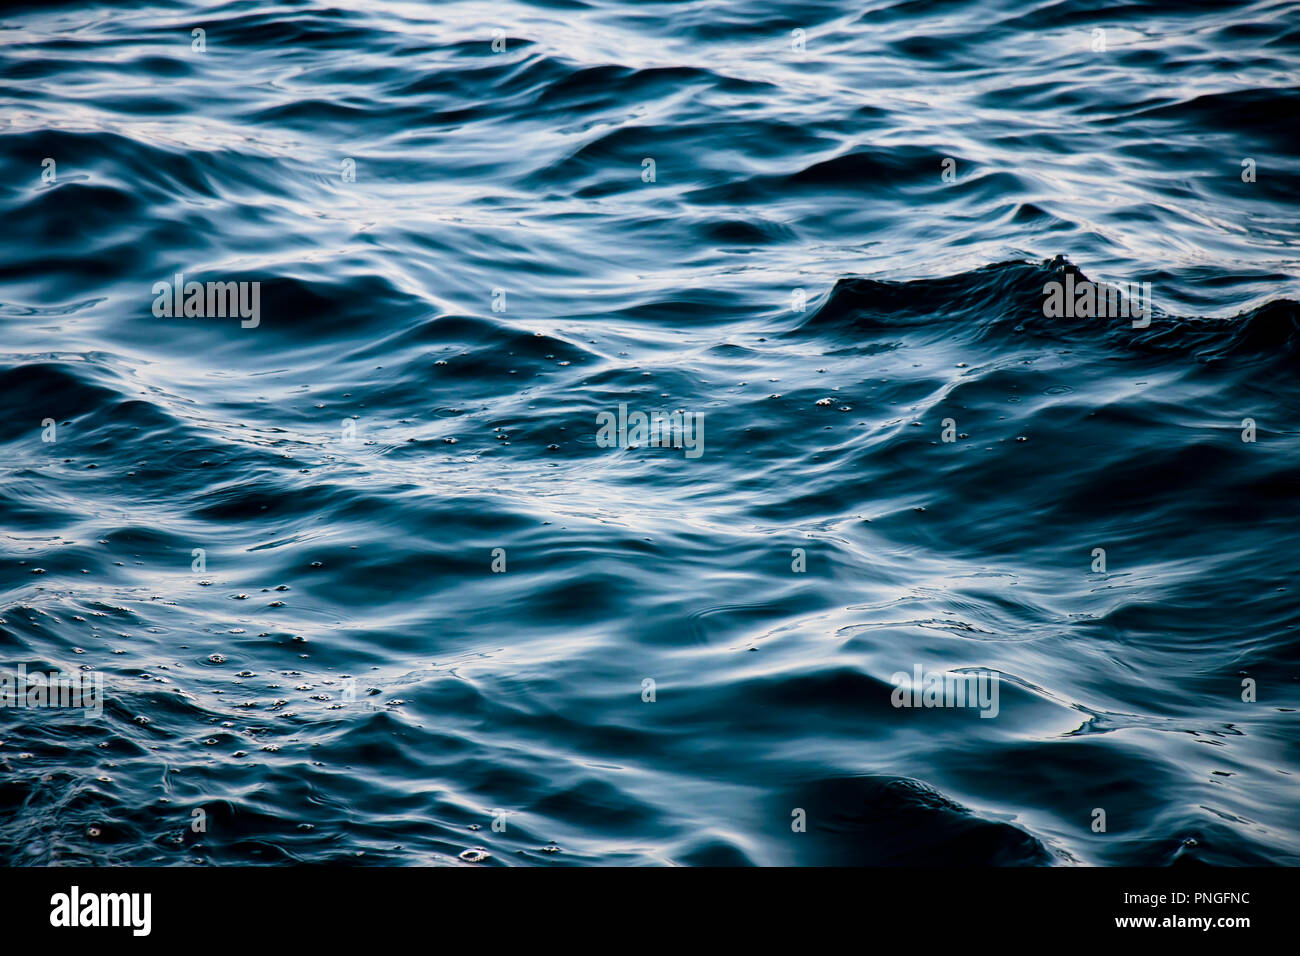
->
[[2, 0, 1299, 866]]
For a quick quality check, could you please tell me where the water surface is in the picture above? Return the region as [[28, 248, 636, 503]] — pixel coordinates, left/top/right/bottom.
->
[[1, 0, 1298, 865]]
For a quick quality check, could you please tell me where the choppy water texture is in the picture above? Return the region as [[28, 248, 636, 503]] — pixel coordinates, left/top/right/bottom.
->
[[2, 0, 1299, 866]]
